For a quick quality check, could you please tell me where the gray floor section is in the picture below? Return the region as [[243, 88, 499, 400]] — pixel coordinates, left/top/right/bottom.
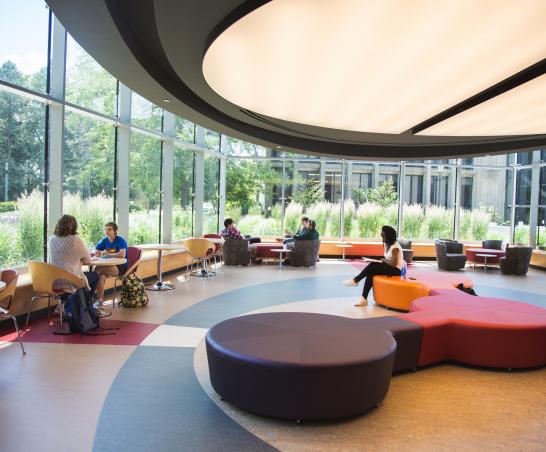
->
[[474, 284, 546, 308], [166, 275, 357, 328], [93, 347, 277, 452]]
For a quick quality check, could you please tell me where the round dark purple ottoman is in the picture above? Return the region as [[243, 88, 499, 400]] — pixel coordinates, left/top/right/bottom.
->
[[206, 312, 408, 421]]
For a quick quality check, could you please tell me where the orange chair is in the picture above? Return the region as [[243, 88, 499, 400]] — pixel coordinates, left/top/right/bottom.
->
[[26, 260, 85, 333], [184, 238, 216, 278], [0, 269, 25, 355]]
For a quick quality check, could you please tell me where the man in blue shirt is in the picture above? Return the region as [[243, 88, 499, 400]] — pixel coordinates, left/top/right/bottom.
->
[[94, 222, 128, 305]]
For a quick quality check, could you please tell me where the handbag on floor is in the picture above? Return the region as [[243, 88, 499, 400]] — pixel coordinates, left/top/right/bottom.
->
[[119, 273, 149, 308]]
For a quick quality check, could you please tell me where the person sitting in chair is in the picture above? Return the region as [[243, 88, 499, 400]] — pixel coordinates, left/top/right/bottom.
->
[[277, 216, 309, 244], [94, 222, 128, 310], [282, 220, 319, 265]]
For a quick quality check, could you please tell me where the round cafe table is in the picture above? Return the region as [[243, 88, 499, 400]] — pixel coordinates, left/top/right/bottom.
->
[[465, 248, 505, 268], [271, 248, 290, 268], [90, 257, 127, 268], [136, 244, 187, 291]]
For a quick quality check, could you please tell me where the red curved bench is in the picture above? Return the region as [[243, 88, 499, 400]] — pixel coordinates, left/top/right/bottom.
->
[[401, 291, 546, 369]]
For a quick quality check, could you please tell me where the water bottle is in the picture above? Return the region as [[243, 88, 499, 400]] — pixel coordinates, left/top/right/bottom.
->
[[401, 261, 407, 280], [88, 243, 95, 257]]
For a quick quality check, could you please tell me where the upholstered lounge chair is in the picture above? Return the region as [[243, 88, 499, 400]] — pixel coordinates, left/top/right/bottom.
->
[[482, 240, 503, 250], [500, 246, 533, 275], [290, 239, 321, 267], [398, 238, 414, 264], [435, 240, 466, 271], [222, 238, 250, 266]]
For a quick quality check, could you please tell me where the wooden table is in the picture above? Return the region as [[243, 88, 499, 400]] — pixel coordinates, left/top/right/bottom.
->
[[136, 244, 187, 290]]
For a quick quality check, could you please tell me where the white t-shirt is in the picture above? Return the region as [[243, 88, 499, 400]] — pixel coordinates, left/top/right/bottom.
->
[[49, 234, 91, 291], [384, 242, 403, 269]]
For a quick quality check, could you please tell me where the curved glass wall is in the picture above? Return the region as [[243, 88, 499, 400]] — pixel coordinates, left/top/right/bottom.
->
[[0, 4, 545, 270]]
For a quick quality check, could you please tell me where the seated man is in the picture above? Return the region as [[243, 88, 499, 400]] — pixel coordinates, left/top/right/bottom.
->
[[94, 222, 128, 308], [221, 218, 262, 263], [283, 220, 319, 264], [278, 216, 309, 244]]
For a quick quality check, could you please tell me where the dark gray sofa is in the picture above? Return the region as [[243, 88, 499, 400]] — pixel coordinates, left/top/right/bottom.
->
[[435, 239, 467, 271]]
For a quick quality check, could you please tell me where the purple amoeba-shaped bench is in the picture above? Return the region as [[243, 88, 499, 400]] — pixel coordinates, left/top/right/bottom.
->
[[206, 312, 421, 421]]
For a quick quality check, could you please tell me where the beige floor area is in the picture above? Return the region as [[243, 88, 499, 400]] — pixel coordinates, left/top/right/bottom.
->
[[0, 259, 545, 452], [194, 292, 546, 452]]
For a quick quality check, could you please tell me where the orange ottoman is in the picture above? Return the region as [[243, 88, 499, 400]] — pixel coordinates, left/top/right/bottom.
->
[[373, 273, 473, 311]]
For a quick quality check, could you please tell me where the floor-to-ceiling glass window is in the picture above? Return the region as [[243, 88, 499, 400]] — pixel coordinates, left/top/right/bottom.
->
[[63, 111, 115, 246], [129, 132, 161, 244], [226, 157, 282, 237], [536, 165, 546, 248], [204, 129, 220, 152], [458, 158, 509, 243], [172, 147, 194, 240], [176, 117, 194, 144], [0, 93, 45, 267], [514, 168, 532, 245], [131, 92, 162, 131], [203, 155, 219, 234], [65, 34, 117, 116]]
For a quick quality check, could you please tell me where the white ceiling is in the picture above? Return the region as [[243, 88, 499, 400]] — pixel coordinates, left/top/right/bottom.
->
[[203, 0, 546, 135]]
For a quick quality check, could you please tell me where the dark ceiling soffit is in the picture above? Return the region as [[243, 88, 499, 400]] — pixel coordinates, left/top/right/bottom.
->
[[407, 58, 546, 135]]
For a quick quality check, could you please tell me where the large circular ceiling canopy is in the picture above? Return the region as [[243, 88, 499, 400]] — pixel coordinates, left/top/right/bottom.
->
[[204, 0, 546, 135], [46, 0, 546, 159]]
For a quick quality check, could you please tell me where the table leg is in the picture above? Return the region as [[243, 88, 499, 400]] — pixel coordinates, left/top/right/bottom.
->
[[147, 250, 175, 291], [342, 248, 346, 260], [483, 256, 488, 272], [279, 252, 283, 268]]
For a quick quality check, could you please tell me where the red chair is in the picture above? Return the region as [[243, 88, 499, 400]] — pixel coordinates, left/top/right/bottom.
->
[[111, 246, 142, 308], [0, 269, 25, 355]]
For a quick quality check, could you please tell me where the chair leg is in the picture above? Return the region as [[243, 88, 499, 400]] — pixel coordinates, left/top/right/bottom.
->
[[25, 296, 39, 330], [47, 294, 51, 324], [10, 315, 26, 355], [113, 279, 118, 309]]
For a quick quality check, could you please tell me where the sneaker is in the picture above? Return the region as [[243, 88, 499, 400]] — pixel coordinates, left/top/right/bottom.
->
[[342, 279, 358, 286], [94, 307, 111, 318], [94, 300, 104, 308], [354, 297, 368, 307]]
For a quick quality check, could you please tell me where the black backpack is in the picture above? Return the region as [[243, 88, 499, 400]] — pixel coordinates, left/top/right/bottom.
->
[[65, 288, 116, 335]]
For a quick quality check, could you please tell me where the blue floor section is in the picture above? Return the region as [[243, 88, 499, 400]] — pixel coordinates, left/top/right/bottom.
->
[[94, 272, 545, 451], [166, 275, 357, 328], [93, 347, 276, 452]]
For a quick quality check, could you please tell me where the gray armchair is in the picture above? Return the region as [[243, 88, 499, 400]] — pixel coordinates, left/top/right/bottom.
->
[[482, 240, 503, 250], [500, 246, 533, 275], [398, 238, 413, 264], [222, 238, 250, 266], [290, 240, 321, 267], [435, 240, 467, 271]]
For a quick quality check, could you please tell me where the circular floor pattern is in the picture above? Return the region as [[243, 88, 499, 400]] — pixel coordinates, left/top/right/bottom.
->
[[93, 273, 546, 452]]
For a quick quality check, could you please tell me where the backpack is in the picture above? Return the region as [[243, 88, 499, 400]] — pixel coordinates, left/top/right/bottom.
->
[[119, 273, 149, 308], [64, 288, 100, 334]]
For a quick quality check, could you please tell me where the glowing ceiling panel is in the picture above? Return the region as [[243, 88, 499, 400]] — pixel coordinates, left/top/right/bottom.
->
[[203, 0, 546, 134]]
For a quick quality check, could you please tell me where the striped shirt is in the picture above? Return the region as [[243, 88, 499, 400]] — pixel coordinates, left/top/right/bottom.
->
[[49, 234, 92, 292]]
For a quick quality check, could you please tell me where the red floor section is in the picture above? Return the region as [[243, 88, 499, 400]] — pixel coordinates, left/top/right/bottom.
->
[[0, 318, 159, 346]]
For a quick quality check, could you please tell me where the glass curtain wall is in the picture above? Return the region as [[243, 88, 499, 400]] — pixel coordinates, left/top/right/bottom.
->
[[203, 155, 219, 234], [129, 132, 161, 244], [172, 147, 194, 240], [63, 111, 115, 246], [0, 93, 45, 267]]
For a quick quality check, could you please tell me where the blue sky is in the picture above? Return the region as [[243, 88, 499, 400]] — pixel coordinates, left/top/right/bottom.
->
[[0, 0, 50, 74]]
